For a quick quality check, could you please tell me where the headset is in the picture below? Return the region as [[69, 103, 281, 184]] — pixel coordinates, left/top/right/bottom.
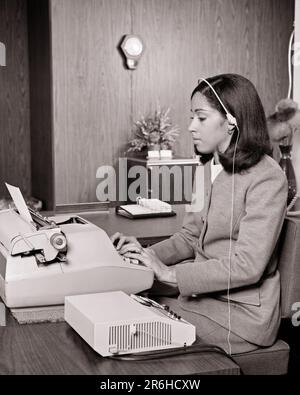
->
[[112, 79, 241, 362], [197, 78, 238, 127], [197, 78, 240, 355]]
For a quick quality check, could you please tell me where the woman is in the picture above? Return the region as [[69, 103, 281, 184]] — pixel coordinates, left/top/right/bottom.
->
[[111, 74, 288, 354]]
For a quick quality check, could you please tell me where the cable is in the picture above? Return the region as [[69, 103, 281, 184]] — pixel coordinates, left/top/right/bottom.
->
[[198, 77, 240, 356], [108, 343, 239, 366], [287, 28, 295, 99], [116, 80, 241, 363]]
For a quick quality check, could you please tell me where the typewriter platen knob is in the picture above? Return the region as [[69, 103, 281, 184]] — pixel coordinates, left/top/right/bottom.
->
[[50, 233, 67, 251]]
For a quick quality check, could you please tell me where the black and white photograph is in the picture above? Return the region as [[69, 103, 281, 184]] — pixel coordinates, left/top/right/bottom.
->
[[0, 0, 300, 380]]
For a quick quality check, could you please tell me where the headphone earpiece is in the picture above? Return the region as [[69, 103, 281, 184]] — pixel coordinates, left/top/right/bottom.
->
[[226, 113, 237, 127]]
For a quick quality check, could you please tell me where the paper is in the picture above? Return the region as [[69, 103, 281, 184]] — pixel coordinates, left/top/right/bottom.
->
[[5, 183, 33, 223], [136, 198, 172, 212], [119, 204, 155, 215]]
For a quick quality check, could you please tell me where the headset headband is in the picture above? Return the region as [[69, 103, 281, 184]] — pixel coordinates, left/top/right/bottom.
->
[[198, 78, 237, 126]]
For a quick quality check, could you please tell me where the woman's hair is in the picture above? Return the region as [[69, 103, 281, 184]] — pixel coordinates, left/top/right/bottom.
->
[[191, 73, 272, 173]]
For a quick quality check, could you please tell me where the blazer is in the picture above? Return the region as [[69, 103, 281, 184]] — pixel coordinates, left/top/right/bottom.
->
[[151, 154, 288, 346]]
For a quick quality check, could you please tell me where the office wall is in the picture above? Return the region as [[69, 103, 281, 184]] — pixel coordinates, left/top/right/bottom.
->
[[0, 0, 31, 197], [50, 0, 132, 204], [28, 0, 55, 210], [50, 0, 295, 205], [0, 0, 295, 204]]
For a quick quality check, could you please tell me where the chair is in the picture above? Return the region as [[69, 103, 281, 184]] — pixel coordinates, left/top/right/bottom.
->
[[232, 215, 300, 374]]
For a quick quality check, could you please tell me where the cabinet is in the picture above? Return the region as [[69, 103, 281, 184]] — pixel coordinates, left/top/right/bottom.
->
[[120, 156, 200, 204]]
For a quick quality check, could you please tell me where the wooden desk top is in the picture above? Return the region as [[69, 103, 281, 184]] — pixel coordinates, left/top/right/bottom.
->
[[81, 205, 186, 245], [0, 205, 239, 375], [0, 313, 239, 375]]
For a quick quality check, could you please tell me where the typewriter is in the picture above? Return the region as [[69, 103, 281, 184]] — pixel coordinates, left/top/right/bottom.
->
[[0, 184, 153, 308]]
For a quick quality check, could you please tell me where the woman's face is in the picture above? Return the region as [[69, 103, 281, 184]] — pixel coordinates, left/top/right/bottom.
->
[[189, 92, 232, 154]]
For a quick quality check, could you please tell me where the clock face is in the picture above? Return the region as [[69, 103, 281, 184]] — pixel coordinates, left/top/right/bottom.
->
[[124, 37, 143, 56]]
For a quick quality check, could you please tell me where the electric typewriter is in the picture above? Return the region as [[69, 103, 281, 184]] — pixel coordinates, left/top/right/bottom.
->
[[0, 184, 154, 308]]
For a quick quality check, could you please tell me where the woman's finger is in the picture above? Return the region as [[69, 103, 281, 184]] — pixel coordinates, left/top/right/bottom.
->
[[116, 236, 130, 250], [110, 232, 122, 244], [123, 251, 153, 269], [126, 236, 142, 248], [119, 243, 142, 255]]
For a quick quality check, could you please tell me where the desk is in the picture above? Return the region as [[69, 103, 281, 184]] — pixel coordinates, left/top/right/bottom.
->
[[81, 205, 186, 246], [0, 313, 239, 374], [0, 206, 240, 375]]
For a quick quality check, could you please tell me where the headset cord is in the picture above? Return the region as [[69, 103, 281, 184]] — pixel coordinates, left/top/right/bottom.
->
[[109, 127, 242, 372], [287, 27, 295, 99], [108, 343, 239, 366], [227, 125, 240, 356]]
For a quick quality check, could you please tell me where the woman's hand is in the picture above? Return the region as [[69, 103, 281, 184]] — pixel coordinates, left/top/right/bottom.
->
[[110, 232, 142, 252], [110, 233, 177, 286], [123, 247, 178, 286]]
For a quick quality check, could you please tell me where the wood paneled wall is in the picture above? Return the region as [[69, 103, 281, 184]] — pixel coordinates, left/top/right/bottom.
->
[[0, 0, 295, 205], [0, 0, 31, 197], [28, 0, 55, 210], [132, 0, 295, 156], [50, 0, 295, 205], [50, 0, 132, 204]]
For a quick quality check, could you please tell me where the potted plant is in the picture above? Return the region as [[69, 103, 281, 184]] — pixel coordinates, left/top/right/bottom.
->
[[127, 106, 180, 159]]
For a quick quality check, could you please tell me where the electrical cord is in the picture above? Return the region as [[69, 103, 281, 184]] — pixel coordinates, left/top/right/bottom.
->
[[196, 78, 241, 357], [111, 80, 242, 367], [110, 126, 241, 362], [108, 343, 239, 366], [227, 124, 240, 356], [287, 27, 295, 99]]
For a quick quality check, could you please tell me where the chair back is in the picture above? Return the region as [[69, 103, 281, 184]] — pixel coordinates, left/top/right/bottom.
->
[[277, 216, 300, 318]]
